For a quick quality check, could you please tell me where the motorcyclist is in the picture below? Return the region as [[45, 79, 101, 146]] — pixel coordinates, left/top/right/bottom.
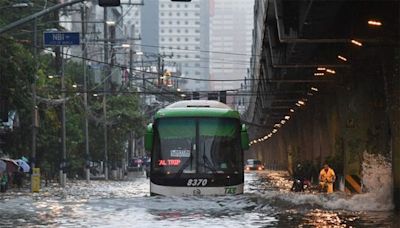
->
[[319, 163, 336, 193], [291, 163, 306, 192]]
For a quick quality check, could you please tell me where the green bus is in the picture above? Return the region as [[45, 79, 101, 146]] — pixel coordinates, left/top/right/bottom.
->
[[145, 100, 249, 196]]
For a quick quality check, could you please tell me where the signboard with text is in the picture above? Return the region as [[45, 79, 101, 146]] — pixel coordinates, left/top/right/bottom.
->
[[43, 32, 80, 46]]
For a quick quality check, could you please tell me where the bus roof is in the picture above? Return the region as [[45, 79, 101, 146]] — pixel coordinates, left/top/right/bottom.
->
[[155, 100, 240, 119]]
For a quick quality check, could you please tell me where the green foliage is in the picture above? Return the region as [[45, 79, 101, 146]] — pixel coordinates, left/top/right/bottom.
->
[[1, 40, 144, 178], [0, 36, 35, 157], [88, 93, 144, 166]]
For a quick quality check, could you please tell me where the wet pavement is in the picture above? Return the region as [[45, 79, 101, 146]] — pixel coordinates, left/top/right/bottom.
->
[[0, 170, 398, 227]]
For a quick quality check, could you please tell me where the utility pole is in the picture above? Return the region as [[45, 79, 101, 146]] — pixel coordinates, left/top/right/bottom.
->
[[81, 4, 90, 182], [60, 45, 67, 187], [109, 21, 116, 178], [31, 18, 37, 170], [142, 56, 145, 103], [129, 49, 133, 81], [103, 7, 109, 180], [157, 55, 161, 86]]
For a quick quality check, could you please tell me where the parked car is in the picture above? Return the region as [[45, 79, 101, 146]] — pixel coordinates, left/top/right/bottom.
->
[[245, 159, 265, 171]]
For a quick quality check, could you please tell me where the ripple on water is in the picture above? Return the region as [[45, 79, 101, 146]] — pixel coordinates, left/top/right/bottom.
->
[[0, 172, 397, 227]]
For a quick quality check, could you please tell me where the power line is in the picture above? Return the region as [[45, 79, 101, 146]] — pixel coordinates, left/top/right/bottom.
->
[[38, 46, 251, 82], [139, 43, 259, 57]]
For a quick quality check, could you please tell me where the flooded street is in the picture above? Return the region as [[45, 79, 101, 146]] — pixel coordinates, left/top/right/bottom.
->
[[0, 171, 398, 227]]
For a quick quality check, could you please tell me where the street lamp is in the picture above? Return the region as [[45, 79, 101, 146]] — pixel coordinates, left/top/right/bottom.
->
[[105, 20, 115, 26], [0, 0, 33, 10]]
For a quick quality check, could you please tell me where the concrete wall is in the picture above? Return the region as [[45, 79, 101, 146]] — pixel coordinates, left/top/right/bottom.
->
[[250, 48, 396, 186]]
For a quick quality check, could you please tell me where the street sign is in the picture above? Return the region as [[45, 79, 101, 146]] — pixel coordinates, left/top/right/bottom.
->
[[43, 32, 80, 46]]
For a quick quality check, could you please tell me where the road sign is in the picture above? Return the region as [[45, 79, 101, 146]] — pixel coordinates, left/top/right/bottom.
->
[[43, 32, 80, 46]]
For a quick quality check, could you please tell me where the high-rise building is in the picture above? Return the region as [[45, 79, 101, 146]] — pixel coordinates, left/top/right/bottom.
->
[[158, 0, 209, 91], [141, 0, 159, 54], [209, 0, 254, 91]]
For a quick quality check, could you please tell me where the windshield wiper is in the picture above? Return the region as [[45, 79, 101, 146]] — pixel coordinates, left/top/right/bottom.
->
[[200, 141, 218, 175], [174, 144, 194, 178]]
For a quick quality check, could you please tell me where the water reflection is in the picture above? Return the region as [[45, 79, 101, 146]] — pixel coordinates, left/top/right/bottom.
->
[[302, 209, 346, 227], [0, 172, 397, 227]]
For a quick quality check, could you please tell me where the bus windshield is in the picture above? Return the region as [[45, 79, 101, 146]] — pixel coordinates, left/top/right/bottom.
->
[[152, 117, 242, 175]]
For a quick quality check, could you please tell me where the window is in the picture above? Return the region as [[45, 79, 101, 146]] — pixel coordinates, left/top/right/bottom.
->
[[195, 4, 200, 8], [177, 29, 181, 33], [195, 21, 200, 25], [184, 12, 188, 16], [169, 12, 172, 16], [152, 118, 242, 175], [177, 21, 180, 25], [185, 29, 189, 33], [195, 71, 200, 75], [185, 21, 189, 25], [185, 38, 189, 42], [161, 12, 164, 16], [169, 21, 172, 25], [177, 12, 180, 16], [169, 38, 172, 42], [177, 37, 181, 41]]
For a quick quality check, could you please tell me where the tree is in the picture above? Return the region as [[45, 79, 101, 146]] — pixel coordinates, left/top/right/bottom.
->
[[0, 36, 35, 158]]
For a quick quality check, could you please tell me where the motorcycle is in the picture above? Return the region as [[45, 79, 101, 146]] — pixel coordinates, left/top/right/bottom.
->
[[291, 178, 311, 192]]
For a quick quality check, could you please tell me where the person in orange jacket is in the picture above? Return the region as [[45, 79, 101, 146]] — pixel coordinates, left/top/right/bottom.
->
[[319, 163, 336, 193]]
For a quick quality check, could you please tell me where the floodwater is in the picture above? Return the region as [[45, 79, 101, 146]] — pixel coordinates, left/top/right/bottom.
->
[[0, 169, 398, 227]]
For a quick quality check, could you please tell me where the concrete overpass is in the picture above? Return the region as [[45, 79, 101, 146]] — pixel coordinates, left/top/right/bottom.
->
[[246, 0, 400, 209]]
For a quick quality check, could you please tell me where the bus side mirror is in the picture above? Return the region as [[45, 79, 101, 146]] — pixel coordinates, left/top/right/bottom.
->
[[241, 124, 249, 150], [145, 123, 153, 151]]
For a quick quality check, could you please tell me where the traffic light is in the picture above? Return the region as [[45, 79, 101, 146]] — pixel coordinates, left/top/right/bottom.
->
[[219, 91, 226, 104], [208, 92, 218, 101], [192, 92, 200, 100], [98, 0, 120, 7]]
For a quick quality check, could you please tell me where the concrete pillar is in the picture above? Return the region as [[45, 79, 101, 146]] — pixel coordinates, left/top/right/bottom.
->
[[392, 121, 400, 210], [386, 50, 400, 210]]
